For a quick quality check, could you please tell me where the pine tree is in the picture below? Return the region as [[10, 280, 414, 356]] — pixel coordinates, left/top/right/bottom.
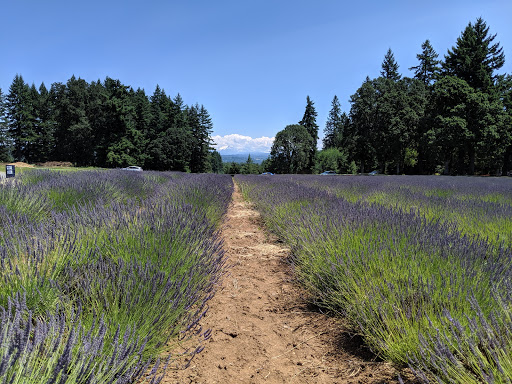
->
[[409, 40, 440, 86], [440, 18, 507, 174], [102, 77, 141, 168], [349, 77, 379, 173], [130, 88, 151, 167], [498, 75, 512, 173], [381, 48, 401, 81], [163, 94, 192, 172], [0, 88, 13, 161], [443, 17, 504, 92], [52, 76, 94, 165], [209, 149, 223, 173], [323, 95, 346, 149], [241, 154, 259, 174], [6, 74, 36, 161], [373, 77, 406, 173], [85, 80, 108, 166], [189, 104, 213, 173], [149, 85, 169, 140], [298, 96, 319, 172], [30, 82, 56, 162], [146, 85, 172, 170], [299, 96, 319, 141]]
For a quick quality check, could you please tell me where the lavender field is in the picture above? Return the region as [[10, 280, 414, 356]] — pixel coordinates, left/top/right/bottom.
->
[[238, 175, 512, 383], [0, 170, 233, 383]]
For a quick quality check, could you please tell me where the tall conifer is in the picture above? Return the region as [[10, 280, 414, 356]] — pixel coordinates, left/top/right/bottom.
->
[[6, 74, 36, 161], [323, 95, 346, 150], [299, 96, 319, 173], [444, 17, 504, 91], [409, 40, 440, 86], [0, 88, 12, 161], [381, 48, 401, 81]]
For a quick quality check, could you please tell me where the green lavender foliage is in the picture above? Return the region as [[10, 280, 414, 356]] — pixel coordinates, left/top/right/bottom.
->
[[238, 174, 512, 383], [0, 170, 233, 383]]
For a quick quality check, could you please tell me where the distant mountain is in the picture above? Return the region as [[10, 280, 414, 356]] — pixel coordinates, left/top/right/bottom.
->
[[220, 152, 270, 165]]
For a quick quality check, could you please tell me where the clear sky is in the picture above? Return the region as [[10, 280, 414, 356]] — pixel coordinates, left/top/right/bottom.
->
[[1, 0, 511, 153]]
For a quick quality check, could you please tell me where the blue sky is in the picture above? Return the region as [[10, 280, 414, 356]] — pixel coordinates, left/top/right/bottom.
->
[[1, 0, 511, 153]]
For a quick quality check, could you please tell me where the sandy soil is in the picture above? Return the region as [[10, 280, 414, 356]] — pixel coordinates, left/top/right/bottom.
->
[[3, 162, 34, 168], [163, 182, 416, 384]]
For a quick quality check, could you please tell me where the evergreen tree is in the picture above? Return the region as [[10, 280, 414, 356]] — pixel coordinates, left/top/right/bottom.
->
[[381, 48, 401, 81], [348, 77, 379, 173], [0, 74, 217, 171], [130, 88, 151, 167], [170, 93, 193, 170], [408, 41, 441, 173], [102, 77, 142, 168], [189, 104, 213, 173], [429, 76, 508, 176], [146, 85, 172, 170], [471, 89, 508, 174], [31, 83, 56, 162], [85, 80, 108, 166], [26, 84, 41, 160], [373, 77, 428, 174], [323, 95, 344, 149], [402, 77, 428, 173], [348, 75, 427, 174], [373, 77, 403, 173], [224, 161, 241, 174], [409, 40, 441, 86], [431, 76, 476, 174], [497, 75, 512, 173], [0, 88, 13, 162], [209, 149, 223, 173], [148, 90, 192, 171], [439, 18, 507, 174], [241, 154, 259, 174], [443, 17, 505, 92], [500, 75, 512, 116], [298, 96, 319, 172], [6, 74, 36, 162], [52, 76, 94, 165]]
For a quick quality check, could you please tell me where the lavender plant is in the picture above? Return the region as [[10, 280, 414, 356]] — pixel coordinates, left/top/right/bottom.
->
[[238, 174, 512, 383], [301, 175, 512, 246], [0, 170, 233, 383]]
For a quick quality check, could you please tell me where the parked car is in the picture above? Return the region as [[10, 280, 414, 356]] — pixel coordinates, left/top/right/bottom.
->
[[260, 172, 274, 175], [320, 170, 337, 175], [368, 170, 379, 175], [122, 166, 143, 171]]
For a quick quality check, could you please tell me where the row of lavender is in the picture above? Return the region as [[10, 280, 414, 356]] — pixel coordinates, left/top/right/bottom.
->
[[305, 175, 512, 246], [237, 175, 512, 383], [0, 170, 233, 383]]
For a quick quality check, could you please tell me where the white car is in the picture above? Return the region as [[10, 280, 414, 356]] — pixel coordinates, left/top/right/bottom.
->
[[122, 166, 143, 171]]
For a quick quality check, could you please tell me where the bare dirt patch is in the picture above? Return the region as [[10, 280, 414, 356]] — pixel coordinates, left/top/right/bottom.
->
[[35, 161, 74, 167], [2, 162, 34, 168], [163, 182, 416, 383]]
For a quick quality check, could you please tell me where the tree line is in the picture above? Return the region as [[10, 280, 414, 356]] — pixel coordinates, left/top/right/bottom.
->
[[0, 75, 222, 172], [269, 18, 512, 176]]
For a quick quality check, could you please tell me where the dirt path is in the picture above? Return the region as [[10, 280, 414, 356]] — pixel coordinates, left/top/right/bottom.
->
[[164, 182, 413, 383]]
